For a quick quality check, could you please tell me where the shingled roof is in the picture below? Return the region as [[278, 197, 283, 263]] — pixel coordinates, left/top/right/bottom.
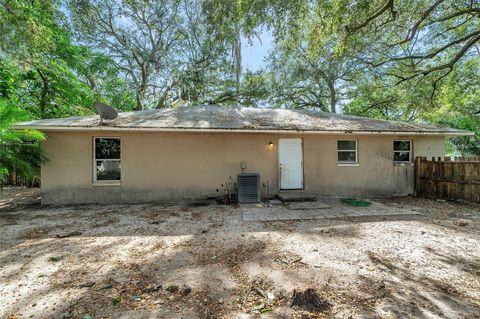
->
[[15, 105, 472, 136]]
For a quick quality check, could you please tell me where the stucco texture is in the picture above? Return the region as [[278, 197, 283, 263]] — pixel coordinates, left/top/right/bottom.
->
[[40, 132, 445, 205]]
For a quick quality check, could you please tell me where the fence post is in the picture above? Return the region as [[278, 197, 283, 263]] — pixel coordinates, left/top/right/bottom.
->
[[414, 156, 426, 196]]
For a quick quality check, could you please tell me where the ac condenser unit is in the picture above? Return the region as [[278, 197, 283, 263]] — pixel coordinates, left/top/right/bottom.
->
[[237, 173, 261, 203]]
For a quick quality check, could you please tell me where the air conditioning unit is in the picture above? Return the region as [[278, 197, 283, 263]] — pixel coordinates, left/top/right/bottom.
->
[[237, 173, 261, 203]]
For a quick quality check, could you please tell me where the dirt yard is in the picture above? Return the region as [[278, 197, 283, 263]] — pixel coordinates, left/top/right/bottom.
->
[[1, 188, 479, 319]]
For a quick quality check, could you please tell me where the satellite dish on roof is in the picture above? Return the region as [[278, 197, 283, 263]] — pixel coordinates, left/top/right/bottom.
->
[[94, 102, 118, 125]]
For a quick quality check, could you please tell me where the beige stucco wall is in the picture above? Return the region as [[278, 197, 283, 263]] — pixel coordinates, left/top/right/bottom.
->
[[40, 131, 445, 205]]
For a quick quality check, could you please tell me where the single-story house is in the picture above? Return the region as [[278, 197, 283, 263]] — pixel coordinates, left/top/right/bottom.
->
[[15, 105, 472, 205]]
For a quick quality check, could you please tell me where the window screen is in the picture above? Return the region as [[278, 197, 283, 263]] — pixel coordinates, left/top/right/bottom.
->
[[94, 138, 121, 181], [393, 140, 411, 162], [337, 140, 357, 163]]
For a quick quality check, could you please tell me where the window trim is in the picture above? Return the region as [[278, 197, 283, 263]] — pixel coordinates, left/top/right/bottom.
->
[[393, 140, 412, 163], [93, 137, 122, 185], [337, 139, 358, 165]]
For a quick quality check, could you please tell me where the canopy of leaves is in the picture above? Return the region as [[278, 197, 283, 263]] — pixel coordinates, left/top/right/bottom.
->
[[0, 98, 46, 184], [0, 0, 479, 186], [257, 0, 480, 155]]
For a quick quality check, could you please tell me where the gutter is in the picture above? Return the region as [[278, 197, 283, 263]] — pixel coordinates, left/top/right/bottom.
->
[[13, 125, 474, 136]]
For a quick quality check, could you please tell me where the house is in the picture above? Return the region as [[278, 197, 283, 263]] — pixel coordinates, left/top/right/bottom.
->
[[15, 105, 472, 205]]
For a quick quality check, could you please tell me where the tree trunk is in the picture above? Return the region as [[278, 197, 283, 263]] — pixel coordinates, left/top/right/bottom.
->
[[155, 90, 169, 109], [135, 92, 144, 111], [234, 25, 242, 106], [135, 62, 148, 111], [327, 80, 336, 113], [36, 68, 49, 119], [86, 75, 97, 92]]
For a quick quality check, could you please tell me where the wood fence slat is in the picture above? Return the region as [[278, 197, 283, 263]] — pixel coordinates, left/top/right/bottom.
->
[[415, 156, 480, 203]]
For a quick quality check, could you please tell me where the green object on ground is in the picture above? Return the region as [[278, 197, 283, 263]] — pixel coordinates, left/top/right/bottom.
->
[[165, 284, 179, 293], [259, 306, 273, 314], [48, 256, 62, 262], [341, 198, 371, 207], [112, 296, 121, 305]]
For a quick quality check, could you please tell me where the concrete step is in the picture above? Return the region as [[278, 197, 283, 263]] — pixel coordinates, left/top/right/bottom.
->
[[277, 192, 316, 202]]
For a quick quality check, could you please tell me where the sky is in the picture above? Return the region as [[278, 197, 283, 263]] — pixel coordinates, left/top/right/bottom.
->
[[241, 30, 274, 72]]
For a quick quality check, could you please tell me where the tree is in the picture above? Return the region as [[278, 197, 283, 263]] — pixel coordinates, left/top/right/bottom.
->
[[0, 0, 134, 184], [69, 0, 180, 110], [269, 38, 361, 112], [0, 99, 46, 186], [429, 57, 480, 155], [74, 48, 137, 111], [70, 0, 245, 109], [172, 0, 238, 105], [1, 0, 90, 118], [1, 0, 479, 188], [69, 0, 184, 110], [200, 0, 245, 105], [345, 0, 480, 96], [0, 0, 134, 118], [239, 71, 271, 107]]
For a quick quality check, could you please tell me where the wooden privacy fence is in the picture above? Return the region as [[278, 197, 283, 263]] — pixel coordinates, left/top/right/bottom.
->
[[415, 156, 480, 203]]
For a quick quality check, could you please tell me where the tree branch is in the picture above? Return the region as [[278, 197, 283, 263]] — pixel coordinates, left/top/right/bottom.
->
[[435, 7, 480, 23], [417, 33, 480, 76], [346, 0, 395, 34], [370, 29, 480, 67], [390, 0, 445, 46]]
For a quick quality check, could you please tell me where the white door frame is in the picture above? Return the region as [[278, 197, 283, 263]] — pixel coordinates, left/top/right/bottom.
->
[[278, 138, 304, 190]]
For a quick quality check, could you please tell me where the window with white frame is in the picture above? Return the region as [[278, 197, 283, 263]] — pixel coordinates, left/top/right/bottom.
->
[[94, 138, 121, 181], [337, 140, 357, 164], [393, 140, 412, 162]]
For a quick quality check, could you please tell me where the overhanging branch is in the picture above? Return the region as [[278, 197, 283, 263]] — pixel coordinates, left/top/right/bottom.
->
[[390, 0, 445, 46], [345, 0, 396, 34]]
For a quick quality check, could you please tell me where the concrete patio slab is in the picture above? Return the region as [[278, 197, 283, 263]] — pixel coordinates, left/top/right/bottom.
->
[[287, 201, 330, 210], [268, 199, 283, 205], [242, 199, 421, 222]]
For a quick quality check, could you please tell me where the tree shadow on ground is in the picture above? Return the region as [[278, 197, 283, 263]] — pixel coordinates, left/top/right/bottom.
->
[[347, 250, 480, 319], [1, 231, 287, 318], [428, 249, 480, 279], [1, 194, 480, 318]]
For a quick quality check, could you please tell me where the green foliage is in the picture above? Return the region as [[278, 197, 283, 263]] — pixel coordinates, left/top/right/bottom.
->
[[1, 1, 135, 117], [430, 59, 480, 156], [0, 0, 134, 184], [0, 99, 46, 184], [240, 71, 271, 107], [440, 116, 480, 156], [112, 296, 121, 305], [255, 0, 480, 154], [1, 0, 479, 188], [343, 60, 480, 156]]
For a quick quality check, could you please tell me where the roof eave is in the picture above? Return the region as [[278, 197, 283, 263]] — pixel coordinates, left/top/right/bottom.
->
[[13, 125, 474, 136]]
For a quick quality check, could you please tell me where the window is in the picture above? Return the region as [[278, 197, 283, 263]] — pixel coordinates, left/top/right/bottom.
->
[[393, 140, 412, 162], [94, 138, 121, 182], [337, 140, 357, 164]]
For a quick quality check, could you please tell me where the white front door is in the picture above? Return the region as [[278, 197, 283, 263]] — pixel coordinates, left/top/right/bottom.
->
[[279, 138, 303, 189]]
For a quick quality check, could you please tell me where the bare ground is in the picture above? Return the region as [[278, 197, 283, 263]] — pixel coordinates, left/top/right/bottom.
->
[[0, 187, 479, 319]]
